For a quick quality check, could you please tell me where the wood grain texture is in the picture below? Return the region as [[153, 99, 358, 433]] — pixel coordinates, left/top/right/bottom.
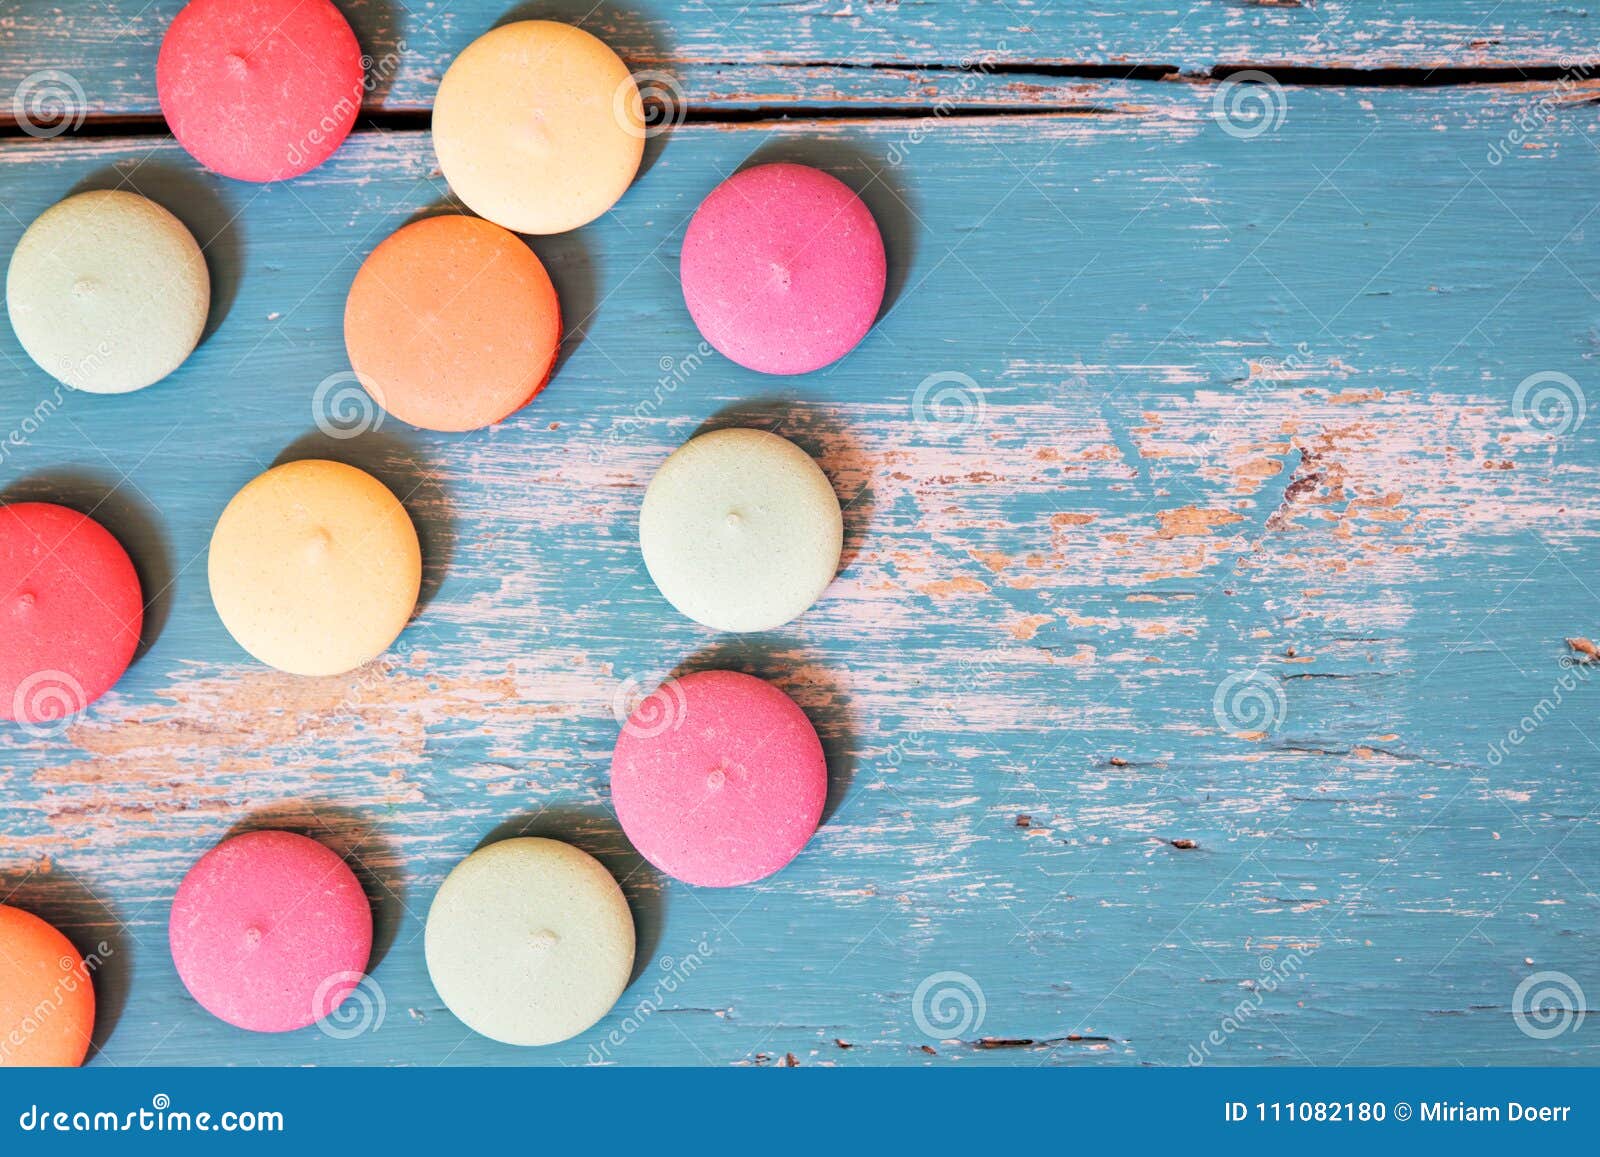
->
[[0, 0, 1596, 121], [2, 25, 1599, 1066]]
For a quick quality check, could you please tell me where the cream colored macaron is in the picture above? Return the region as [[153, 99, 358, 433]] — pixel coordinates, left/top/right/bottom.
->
[[432, 20, 644, 234], [639, 428, 843, 632], [208, 459, 421, 676], [425, 838, 635, 1047], [6, 190, 209, 393]]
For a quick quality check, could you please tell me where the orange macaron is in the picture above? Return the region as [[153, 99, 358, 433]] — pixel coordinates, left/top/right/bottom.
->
[[0, 905, 96, 1067], [344, 214, 562, 432]]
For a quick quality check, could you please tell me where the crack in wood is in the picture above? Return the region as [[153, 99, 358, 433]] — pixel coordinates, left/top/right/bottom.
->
[[1, 60, 1594, 138]]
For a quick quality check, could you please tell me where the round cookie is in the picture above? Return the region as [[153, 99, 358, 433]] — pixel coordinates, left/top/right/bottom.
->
[[425, 838, 634, 1046], [157, 0, 365, 181], [611, 670, 827, 887], [169, 831, 372, 1033], [432, 21, 644, 234], [207, 459, 420, 676], [6, 190, 209, 393], [0, 906, 95, 1067], [345, 215, 562, 431], [680, 163, 886, 374], [1, 503, 143, 724], [639, 428, 842, 632]]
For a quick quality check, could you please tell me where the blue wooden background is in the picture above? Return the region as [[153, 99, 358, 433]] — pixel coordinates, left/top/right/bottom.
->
[[1, 1, 1597, 1066]]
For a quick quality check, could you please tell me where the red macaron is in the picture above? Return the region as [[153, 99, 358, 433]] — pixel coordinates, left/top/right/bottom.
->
[[1, 502, 143, 726], [157, 0, 366, 182]]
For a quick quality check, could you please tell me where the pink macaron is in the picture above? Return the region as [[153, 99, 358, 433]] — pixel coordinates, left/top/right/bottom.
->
[[611, 670, 827, 887], [1, 502, 143, 725], [680, 163, 887, 375], [157, 0, 365, 182], [169, 830, 372, 1033]]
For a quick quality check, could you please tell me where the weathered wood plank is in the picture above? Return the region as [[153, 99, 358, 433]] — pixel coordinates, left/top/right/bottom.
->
[[2, 78, 1598, 1066], [0, 0, 1595, 123]]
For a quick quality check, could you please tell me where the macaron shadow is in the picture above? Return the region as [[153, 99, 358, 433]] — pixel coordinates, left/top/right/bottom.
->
[[68, 162, 244, 347], [1, 469, 175, 663], [535, 229, 601, 382], [668, 642, 859, 827], [222, 803, 406, 974], [737, 138, 918, 320], [694, 398, 876, 575], [475, 808, 665, 987], [0, 866, 134, 1062], [272, 429, 455, 615]]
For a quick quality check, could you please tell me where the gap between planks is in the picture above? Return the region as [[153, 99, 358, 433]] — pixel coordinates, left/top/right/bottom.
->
[[2, 60, 1599, 139]]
